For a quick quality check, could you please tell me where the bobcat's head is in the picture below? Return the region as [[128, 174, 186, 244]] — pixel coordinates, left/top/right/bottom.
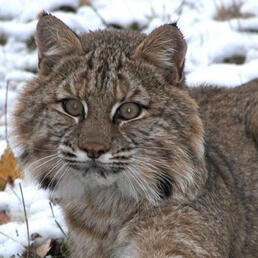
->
[[11, 14, 206, 204]]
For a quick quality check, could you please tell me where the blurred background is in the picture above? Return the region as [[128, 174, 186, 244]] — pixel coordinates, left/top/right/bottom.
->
[[0, 0, 258, 256]]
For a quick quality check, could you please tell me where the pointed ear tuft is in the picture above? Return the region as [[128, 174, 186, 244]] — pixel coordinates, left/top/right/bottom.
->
[[37, 10, 50, 19], [36, 14, 83, 76], [133, 24, 187, 86], [169, 22, 178, 28]]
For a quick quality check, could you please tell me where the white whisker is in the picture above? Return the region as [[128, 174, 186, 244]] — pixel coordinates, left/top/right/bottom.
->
[[27, 154, 58, 170], [127, 165, 159, 203], [49, 163, 67, 198], [38, 158, 63, 187]]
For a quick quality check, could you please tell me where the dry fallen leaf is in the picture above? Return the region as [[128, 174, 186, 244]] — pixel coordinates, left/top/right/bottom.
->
[[0, 148, 23, 189], [36, 238, 52, 258], [0, 211, 10, 225]]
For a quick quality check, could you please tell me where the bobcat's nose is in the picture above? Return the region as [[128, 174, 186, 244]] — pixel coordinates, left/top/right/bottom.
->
[[82, 143, 108, 159]]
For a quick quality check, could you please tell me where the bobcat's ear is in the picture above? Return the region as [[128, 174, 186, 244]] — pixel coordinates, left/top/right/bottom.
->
[[36, 12, 83, 76], [133, 23, 187, 86]]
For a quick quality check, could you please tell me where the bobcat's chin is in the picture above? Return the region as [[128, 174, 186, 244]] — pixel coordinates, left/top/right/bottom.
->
[[52, 164, 119, 200]]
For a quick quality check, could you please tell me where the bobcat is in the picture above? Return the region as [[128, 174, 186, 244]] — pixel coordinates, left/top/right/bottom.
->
[[11, 13, 258, 257]]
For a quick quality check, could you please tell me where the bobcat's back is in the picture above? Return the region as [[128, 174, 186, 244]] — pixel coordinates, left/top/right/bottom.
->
[[190, 80, 258, 257]]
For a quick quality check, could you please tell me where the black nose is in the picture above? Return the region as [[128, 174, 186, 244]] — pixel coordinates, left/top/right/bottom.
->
[[82, 143, 107, 159]]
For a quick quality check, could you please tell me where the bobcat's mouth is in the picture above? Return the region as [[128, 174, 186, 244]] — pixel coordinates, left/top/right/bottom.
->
[[69, 159, 123, 176]]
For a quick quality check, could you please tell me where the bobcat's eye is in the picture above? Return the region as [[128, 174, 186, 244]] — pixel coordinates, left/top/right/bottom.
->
[[62, 99, 84, 116], [117, 102, 141, 120]]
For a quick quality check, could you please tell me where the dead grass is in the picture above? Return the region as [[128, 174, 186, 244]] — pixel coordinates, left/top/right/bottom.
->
[[0, 35, 7, 46], [214, 1, 254, 21], [26, 37, 36, 51], [80, 0, 91, 6], [53, 5, 76, 13], [223, 55, 245, 65]]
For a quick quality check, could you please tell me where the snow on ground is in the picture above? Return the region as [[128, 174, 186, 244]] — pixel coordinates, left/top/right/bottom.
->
[[0, 0, 258, 256], [0, 180, 67, 257], [0, 174, 69, 256]]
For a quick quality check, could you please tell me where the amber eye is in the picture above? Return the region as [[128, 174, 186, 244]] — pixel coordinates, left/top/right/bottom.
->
[[62, 99, 84, 116], [117, 102, 141, 120]]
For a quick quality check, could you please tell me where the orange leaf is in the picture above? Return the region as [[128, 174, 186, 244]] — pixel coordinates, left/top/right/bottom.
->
[[0, 148, 23, 189]]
